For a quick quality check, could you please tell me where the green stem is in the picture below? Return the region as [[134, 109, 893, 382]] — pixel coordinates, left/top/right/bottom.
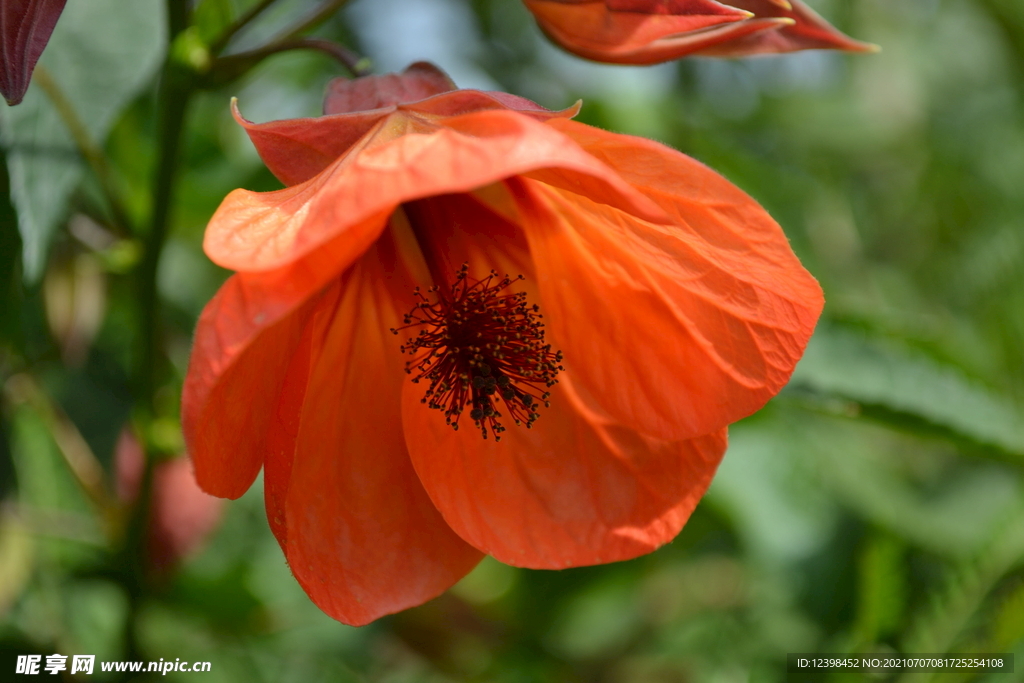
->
[[209, 0, 279, 55], [33, 66, 134, 236], [276, 0, 351, 42], [120, 2, 193, 671], [213, 37, 369, 81], [136, 68, 190, 410]]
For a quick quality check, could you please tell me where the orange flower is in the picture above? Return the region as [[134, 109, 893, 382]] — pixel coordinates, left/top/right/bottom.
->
[[181, 63, 823, 625], [522, 0, 877, 65]]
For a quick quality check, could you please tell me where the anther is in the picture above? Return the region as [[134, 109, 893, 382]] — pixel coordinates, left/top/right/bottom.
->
[[393, 263, 564, 440]]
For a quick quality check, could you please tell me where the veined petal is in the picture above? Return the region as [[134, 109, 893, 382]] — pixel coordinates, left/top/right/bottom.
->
[[207, 109, 666, 273], [404, 370, 727, 568], [272, 234, 482, 626], [238, 81, 579, 187], [553, 119, 825, 278], [510, 162, 822, 440], [232, 99, 391, 187], [394, 201, 724, 566], [182, 211, 388, 498]]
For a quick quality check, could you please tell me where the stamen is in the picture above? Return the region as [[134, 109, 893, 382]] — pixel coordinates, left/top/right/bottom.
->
[[391, 263, 564, 441]]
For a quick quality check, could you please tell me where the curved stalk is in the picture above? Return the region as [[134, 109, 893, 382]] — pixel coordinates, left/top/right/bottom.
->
[[33, 66, 134, 236]]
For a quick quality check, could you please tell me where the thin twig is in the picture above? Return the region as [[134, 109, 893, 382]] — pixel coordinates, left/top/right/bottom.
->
[[214, 37, 369, 78], [32, 66, 134, 236], [275, 0, 351, 43], [209, 0, 279, 55]]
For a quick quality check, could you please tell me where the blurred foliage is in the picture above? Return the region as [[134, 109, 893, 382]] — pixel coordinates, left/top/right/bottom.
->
[[1, 0, 1024, 681]]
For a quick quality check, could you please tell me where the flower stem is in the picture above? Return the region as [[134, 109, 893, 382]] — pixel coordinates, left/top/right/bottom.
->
[[209, 0, 280, 55], [277, 0, 352, 42], [213, 37, 370, 79], [32, 66, 134, 236], [121, 2, 193, 666], [135, 70, 190, 410]]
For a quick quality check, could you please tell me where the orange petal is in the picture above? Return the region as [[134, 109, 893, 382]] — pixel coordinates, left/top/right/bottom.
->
[[261, 279, 334, 548], [523, 0, 766, 65], [524, 0, 750, 65], [231, 99, 390, 186], [206, 109, 664, 273], [404, 370, 727, 568], [508, 129, 822, 440], [182, 211, 388, 498], [401, 89, 581, 121], [323, 62, 456, 115], [271, 234, 482, 626], [699, 0, 877, 55], [523, 0, 874, 64], [237, 83, 579, 187]]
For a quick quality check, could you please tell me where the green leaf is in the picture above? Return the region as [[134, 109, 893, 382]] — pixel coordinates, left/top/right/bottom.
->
[[720, 407, 1020, 559], [901, 512, 1024, 658], [851, 534, 906, 646], [0, 0, 166, 281], [990, 580, 1024, 651], [708, 419, 839, 564], [802, 414, 1020, 558], [0, 511, 34, 616], [790, 327, 1024, 456]]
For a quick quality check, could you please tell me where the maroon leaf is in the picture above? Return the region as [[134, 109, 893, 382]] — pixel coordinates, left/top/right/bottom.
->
[[1, 0, 67, 105]]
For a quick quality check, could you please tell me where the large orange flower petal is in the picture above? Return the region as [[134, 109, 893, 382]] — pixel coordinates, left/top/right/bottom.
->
[[182, 211, 389, 498], [271, 235, 482, 626], [404, 370, 727, 568], [554, 119, 824, 283], [206, 109, 665, 273], [401, 89, 581, 121], [511, 162, 821, 440], [231, 100, 391, 187], [393, 197, 725, 567], [238, 84, 580, 187]]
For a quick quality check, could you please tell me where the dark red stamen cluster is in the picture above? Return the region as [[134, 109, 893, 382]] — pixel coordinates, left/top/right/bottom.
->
[[391, 264, 564, 441]]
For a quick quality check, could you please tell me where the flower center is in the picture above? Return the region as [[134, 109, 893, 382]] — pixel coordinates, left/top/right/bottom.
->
[[391, 264, 564, 441]]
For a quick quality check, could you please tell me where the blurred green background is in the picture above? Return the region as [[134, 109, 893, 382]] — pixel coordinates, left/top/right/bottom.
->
[[2, 0, 1024, 681]]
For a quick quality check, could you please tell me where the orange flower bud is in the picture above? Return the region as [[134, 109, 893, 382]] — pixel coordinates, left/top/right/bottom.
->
[[522, 0, 876, 64]]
